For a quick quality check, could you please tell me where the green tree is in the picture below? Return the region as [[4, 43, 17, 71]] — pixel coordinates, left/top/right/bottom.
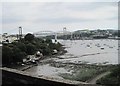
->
[[2, 46, 13, 65], [54, 42, 62, 51], [34, 38, 44, 43], [26, 43, 36, 55], [14, 42, 27, 52], [12, 46, 26, 62], [45, 38, 52, 43], [110, 65, 120, 80], [37, 43, 52, 55], [42, 46, 52, 55], [24, 33, 35, 42]]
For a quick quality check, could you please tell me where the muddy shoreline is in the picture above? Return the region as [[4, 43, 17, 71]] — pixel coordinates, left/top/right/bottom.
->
[[5, 53, 115, 84], [5, 41, 117, 84], [22, 55, 115, 83]]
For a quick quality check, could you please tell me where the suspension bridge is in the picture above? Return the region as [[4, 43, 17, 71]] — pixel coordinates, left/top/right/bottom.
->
[[3, 27, 72, 40], [2, 26, 84, 43]]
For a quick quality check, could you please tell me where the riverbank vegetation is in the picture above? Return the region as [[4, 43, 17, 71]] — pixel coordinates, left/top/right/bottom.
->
[[96, 65, 120, 85], [48, 61, 113, 82], [2, 33, 63, 67]]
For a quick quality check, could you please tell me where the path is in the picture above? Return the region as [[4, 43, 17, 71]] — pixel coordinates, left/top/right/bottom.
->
[[87, 71, 111, 84]]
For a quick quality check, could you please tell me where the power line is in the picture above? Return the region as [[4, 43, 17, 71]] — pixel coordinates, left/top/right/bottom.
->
[[23, 28, 34, 33]]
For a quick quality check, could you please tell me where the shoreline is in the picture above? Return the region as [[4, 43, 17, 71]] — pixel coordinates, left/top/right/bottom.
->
[[7, 49, 117, 72], [2, 52, 117, 84], [2, 39, 118, 84]]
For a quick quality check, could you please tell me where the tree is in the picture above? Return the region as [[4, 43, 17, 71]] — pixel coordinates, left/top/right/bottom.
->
[[26, 43, 36, 55], [24, 33, 35, 42], [34, 38, 44, 43], [12, 46, 26, 62], [45, 38, 52, 43], [42, 46, 52, 55], [110, 65, 120, 79], [17, 42, 27, 52], [2, 46, 13, 65]]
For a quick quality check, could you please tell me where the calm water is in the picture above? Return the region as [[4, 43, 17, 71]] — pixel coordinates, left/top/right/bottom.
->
[[57, 39, 118, 64]]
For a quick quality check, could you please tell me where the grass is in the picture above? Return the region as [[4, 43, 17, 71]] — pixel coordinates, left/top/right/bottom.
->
[[96, 65, 120, 85], [96, 74, 119, 85], [59, 68, 100, 82], [49, 61, 113, 82], [58, 64, 112, 82]]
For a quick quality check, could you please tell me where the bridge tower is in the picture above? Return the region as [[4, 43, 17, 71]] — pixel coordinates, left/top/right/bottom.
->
[[19, 26, 22, 40]]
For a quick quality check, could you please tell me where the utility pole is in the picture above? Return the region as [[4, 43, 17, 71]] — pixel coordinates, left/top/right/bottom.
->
[[19, 26, 22, 40]]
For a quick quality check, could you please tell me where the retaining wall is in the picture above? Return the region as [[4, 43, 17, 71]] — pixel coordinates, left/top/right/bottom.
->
[[1, 67, 102, 86]]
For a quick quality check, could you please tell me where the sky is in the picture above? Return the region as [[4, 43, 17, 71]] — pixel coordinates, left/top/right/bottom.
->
[[1, 0, 119, 34]]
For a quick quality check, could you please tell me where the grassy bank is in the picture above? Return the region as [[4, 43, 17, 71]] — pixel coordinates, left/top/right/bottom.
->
[[49, 61, 113, 82], [96, 65, 120, 85]]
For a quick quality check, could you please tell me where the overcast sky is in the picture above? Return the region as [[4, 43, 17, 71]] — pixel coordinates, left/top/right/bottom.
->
[[1, 1, 119, 34]]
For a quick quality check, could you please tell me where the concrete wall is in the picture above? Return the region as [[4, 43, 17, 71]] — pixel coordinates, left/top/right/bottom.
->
[[118, 40, 120, 64], [1, 67, 102, 86], [0, 46, 1, 66]]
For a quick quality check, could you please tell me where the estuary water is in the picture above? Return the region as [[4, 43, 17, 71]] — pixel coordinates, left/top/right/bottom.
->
[[56, 39, 118, 64]]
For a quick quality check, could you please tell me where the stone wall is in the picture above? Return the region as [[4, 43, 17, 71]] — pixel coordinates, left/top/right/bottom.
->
[[1, 67, 102, 86]]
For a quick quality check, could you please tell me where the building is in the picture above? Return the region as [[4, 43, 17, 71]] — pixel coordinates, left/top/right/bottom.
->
[[2, 33, 18, 43]]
